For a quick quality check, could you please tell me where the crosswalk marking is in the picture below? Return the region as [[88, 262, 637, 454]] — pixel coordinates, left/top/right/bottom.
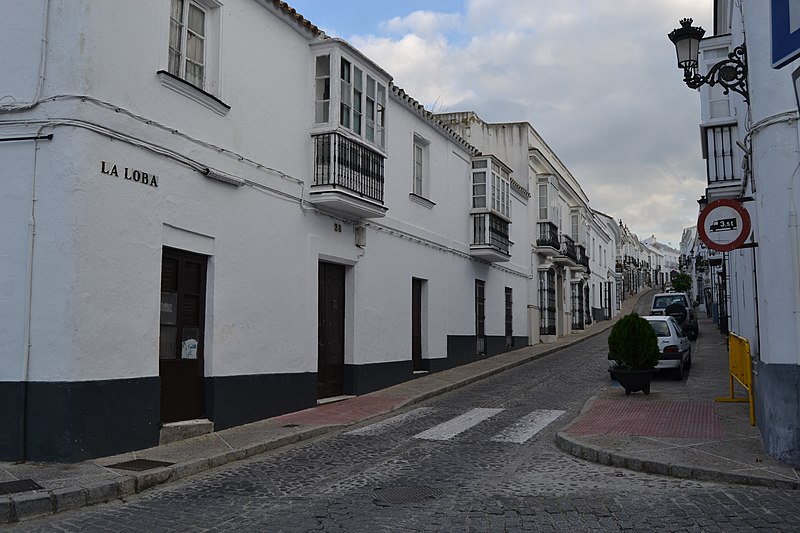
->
[[345, 407, 436, 436], [490, 409, 565, 443], [413, 408, 504, 441]]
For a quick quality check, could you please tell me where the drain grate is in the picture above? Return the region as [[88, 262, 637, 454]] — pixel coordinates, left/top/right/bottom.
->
[[0, 479, 44, 495], [107, 459, 174, 472], [282, 424, 300, 428], [373, 485, 445, 505]]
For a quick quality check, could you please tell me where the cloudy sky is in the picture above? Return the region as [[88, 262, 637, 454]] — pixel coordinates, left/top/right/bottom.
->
[[288, 0, 713, 247]]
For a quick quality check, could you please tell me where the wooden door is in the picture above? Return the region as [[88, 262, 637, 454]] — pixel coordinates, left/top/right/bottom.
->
[[317, 262, 345, 398], [159, 247, 207, 423], [412, 278, 423, 371]]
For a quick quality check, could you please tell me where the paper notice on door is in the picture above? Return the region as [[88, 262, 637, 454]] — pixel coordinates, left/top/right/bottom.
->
[[181, 338, 198, 359]]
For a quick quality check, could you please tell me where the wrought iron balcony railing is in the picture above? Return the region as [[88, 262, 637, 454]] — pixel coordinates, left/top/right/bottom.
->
[[536, 222, 560, 249], [313, 132, 384, 203], [472, 213, 510, 256], [561, 234, 577, 262], [576, 244, 590, 270], [705, 125, 739, 184]]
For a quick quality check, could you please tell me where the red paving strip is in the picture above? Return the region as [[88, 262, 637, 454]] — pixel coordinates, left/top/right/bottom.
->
[[566, 399, 723, 439], [269, 396, 408, 426]]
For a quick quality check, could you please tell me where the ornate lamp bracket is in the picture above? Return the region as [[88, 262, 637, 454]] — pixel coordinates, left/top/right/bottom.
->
[[683, 45, 749, 104]]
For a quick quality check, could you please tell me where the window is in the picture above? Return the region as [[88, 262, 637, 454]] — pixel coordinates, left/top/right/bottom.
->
[[571, 212, 579, 242], [366, 75, 386, 148], [539, 269, 556, 336], [169, 0, 207, 89], [472, 157, 511, 218], [160, 0, 225, 114], [412, 135, 429, 197], [340, 58, 352, 129], [703, 47, 732, 120], [314, 52, 387, 150], [475, 280, 486, 355], [472, 160, 487, 208], [315, 55, 331, 123], [538, 183, 548, 220]]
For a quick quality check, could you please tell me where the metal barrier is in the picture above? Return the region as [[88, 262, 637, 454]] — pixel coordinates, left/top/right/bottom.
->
[[715, 332, 755, 425]]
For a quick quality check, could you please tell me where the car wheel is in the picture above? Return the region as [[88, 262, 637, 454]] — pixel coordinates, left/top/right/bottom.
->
[[673, 360, 685, 380], [685, 350, 692, 370], [688, 329, 698, 341]]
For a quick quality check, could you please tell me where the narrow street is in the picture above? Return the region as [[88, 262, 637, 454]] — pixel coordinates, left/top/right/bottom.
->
[[12, 302, 800, 532]]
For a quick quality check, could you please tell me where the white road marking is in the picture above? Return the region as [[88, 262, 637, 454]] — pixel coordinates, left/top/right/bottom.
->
[[345, 407, 435, 436], [413, 408, 504, 441], [490, 409, 565, 443]]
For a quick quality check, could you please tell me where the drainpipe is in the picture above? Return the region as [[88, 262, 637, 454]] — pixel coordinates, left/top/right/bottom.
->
[[16, 129, 52, 462]]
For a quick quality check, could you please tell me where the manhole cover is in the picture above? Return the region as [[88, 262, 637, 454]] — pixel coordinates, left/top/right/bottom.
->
[[373, 486, 445, 505], [107, 459, 174, 472], [0, 479, 43, 495]]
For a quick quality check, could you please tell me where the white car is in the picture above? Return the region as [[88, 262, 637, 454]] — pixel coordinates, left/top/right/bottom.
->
[[644, 315, 692, 380]]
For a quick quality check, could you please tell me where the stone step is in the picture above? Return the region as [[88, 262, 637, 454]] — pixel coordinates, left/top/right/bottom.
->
[[159, 419, 214, 445]]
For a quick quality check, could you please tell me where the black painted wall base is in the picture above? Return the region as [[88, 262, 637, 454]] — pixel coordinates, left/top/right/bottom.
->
[[344, 360, 414, 396], [754, 362, 800, 467], [1, 335, 531, 462], [0, 378, 160, 462], [446, 335, 529, 369], [207, 372, 317, 431]]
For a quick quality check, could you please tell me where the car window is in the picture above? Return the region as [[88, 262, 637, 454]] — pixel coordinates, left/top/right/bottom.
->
[[668, 317, 686, 337], [649, 321, 671, 337], [653, 295, 688, 309]]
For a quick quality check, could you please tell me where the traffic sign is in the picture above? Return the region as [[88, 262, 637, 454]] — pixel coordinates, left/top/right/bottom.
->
[[697, 199, 752, 252], [772, 0, 800, 69]]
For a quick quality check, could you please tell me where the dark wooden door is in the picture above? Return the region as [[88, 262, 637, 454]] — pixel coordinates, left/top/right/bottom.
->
[[412, 278, 423, 371], [318, 262, 345, 399], [159, 247, 207, 423]]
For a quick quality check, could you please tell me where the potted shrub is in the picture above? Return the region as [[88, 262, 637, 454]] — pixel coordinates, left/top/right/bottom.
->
[[608, 313, 659, 395]]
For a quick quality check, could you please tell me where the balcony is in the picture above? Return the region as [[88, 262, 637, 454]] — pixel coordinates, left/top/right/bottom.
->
[[535, 222, 560, 257], [470, 213, 510, 262], [554, 234, 578, 266], [576, 244, 590, 272], [310, 132, 387, 218]]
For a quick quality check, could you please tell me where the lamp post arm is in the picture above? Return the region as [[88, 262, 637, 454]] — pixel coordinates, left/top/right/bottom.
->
[[682, 45, 749, 103]]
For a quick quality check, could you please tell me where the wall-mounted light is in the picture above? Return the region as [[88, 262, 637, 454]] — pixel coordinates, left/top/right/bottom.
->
[[203, 167, 246, 187], [668, 18, 749, 103]]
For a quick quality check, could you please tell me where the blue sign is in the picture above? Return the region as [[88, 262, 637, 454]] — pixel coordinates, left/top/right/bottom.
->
[[772, 0, 800, 68]]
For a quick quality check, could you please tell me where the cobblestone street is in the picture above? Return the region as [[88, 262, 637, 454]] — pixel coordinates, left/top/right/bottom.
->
[[10, 325, 800, 532]]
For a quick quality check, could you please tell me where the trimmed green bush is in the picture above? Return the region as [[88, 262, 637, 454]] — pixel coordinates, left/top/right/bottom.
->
[[608, 313, 659, 370], [672, 273, 692, 293]]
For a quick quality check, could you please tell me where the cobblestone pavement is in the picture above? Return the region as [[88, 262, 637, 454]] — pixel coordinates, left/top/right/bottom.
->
[[10, 332, 800, 532]]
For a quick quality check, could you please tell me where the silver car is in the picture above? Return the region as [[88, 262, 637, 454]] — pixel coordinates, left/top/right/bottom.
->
[[644, 315, 692, 380]]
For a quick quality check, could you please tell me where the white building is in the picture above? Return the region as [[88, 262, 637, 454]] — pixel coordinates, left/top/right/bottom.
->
[[0, 0, 535, 461], [1, 0, 627, 461], [677, 1, 800, 465], [437, 113, 619, 341]]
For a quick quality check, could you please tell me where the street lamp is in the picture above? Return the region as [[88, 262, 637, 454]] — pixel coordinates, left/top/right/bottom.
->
[[668, 18, 749, 103]]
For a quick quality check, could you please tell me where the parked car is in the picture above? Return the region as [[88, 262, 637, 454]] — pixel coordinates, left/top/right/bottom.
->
[[649, 292, 698, 340], [608, 315, 692, 380]]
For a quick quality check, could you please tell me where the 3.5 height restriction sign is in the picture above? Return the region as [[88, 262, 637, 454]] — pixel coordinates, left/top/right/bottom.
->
[[697, 199, 752, 252]]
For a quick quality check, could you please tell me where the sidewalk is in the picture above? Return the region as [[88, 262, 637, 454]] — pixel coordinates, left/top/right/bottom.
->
[[1, 291, 797, 524]]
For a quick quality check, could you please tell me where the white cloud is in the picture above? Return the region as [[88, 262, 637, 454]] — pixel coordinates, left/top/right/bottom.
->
[[353, 0, 713, 243], [381, 11, 462, 36]]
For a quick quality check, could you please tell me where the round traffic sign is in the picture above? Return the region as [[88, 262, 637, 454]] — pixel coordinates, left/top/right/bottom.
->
[[697, 198, 751, 252]]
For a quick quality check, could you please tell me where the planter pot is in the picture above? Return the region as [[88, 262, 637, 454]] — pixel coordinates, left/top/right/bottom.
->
[[609, 368, 656, 395]]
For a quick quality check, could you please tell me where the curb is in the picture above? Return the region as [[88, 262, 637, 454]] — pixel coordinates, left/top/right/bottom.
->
[[554, 431, 800, 490], [1, 425, 333, 524]]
